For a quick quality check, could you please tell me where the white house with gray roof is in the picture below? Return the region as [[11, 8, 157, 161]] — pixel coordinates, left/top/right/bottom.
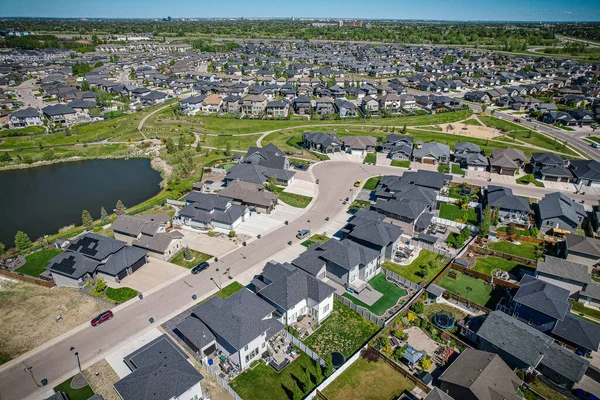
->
[[176, 192, 249, 231], [537, 192, 586, 234]]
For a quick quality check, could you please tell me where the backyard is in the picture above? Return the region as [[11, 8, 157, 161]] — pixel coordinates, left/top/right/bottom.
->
[[439, 203, 478, 225], [304, 300, 380, 358], [438, 271, 504, 308], [382, 250, 447, 284], [15, 248, 63, 277], [230, 353, 323, 400], [487, 241, 541, 260], [472, 255, 526, 275], [322, 357, 414, 400], [343, 273, 408, 316], [170, 249, 213, 269]]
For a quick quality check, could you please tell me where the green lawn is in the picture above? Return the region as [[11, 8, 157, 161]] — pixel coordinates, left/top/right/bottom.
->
[[390, 160, 410, 168], [570, 300, 600, 321], [488, 241, 540, 260], [304, 300, 380, 358], [526, 378, 571, 400], [309, 234, 330, 243], [438, 271, 502, 308], [363, 152, 377, 164], [230, 353, 323, 400], [516, 174, 545, 187], [439, 203, 478, 225], [363, 176, 381, 190], [437, 165, 450, 173], [472, 256, 522, 275], [105, 287, 138, 303], [217, 281, 245, 299], [53, 376, 95, 400], [0, 125, 46, 137], [343, 273, 408, 316], [461, 119, 482, 126], [323, 358, 414, 400], [15, 249, 62, 277], [170, 249, 213, 269], [586, 136, 600, 144], [451, 163, 464, 175], [382, 250, 447, 284], [278, 191, 313, 208]]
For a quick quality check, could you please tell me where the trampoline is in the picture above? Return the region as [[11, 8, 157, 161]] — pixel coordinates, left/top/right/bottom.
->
[[331, 352, 345, 369], [433, 313, 455, 329]]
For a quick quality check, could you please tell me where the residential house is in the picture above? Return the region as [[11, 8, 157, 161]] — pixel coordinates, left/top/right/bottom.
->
[[266, 99, 289, 118], [536, 256, 591, 295], [489, 148, 527, 175], [175, 288, 284, 370], [341, 135, 377, 156], [379, 93, 403, 114], [241, 94, 267, 118], [201, 94, 223, 114], [334, 99, 358, 117], [454, 142, 488, 171], [42, 104, 77, 125], [8, 107, 42, 128], [413, 142, 450, 165], [253, 261, 335, 325], [113, 335, 204, 400], [218, 181, 278, 214], [485, 185, 532, 228], [346, 218, 403, 260], [293, 96, 312, 115], [176, 192, 249, 231], [45, 232, 148, 286], [384, 135, 414, 160], [565, 233, 600, 268], [222, 95, 242, 114], [569, 160, 600, 187], [360, 95, 379, 117], [315, 97, 335, 117], [537, 192, 586, 234], [530, 153, 572, 182], [179, 95, 205, 115], [140, 90, 168, 105], [438, 348, 522, 400], [303, 132, 342, 153]]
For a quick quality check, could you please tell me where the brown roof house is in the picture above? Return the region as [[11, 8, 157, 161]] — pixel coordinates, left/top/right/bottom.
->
[[218, 181, 279, 214]]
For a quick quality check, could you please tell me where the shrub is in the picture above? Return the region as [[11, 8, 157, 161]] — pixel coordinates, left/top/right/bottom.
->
[[412, 301, 424, 314], [420, 357, 432, 371], [360, 347, 380, 363], [208, 231, 217, 237], [228, 230, 236, 238]]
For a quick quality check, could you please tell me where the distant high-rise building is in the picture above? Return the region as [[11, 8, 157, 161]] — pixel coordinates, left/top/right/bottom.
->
[[338, 20, 344, 27], [292, 16, 295, 21]]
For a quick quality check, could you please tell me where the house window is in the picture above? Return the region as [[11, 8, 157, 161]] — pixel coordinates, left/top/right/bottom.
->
[[323, 304, 330, 314], [244, 345, 248, 351]]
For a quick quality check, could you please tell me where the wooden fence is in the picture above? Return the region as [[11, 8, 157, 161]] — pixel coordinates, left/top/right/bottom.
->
[[442, 291, 492, 314], [468, 245, 537, 267], [0, 269, 55, 288], [495, 232, 545, 244], [449, 263, 520, 289], [314, 390, 329, 400]]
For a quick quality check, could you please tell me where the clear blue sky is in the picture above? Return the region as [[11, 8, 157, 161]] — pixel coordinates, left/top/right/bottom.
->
[[1, 0, 599, 21]]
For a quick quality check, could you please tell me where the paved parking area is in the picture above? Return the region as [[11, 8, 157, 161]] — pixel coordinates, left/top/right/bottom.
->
[[542, 181, 577, 191], [293, 169, 313, 182], [465, 169, 517, 184], [179, 228, 239, 257], [269, 202, 305, 221], [286, 179, 317, 197], [106, 258, 188, 294]]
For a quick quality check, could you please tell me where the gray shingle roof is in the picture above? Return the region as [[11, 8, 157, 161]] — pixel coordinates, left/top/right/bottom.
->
[[376, 198, 429, 220], [175, 317, 216, 351], [191, 288, 283, 352], [303, 132, 341, 148], [348, 219, 403, 248], [114, 335, 203, 400], [552, 314, 600, 352], [132, 232, 180, 253], [566, 234, 600, 258], [514, 275, 570, 321], [570, 160, 600, 181], [11, 107, 39, 118], [42, 104, 76, 116], [424, 388, 454, 400], [413, 142, 450, 160], [536, 256, 591, 285], [98, 245, 147, 276], [112, 215, 147, 236], [486, 185, 531, 213], [538, 192, 586, 227], [318, 238, 380, 271]]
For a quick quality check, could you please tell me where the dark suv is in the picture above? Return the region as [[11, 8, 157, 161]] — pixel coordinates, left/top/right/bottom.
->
[[191, 262, 210, 274]]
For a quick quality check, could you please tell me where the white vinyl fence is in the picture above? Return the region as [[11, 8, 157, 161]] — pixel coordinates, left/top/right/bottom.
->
[[284, 330, 326, 367]]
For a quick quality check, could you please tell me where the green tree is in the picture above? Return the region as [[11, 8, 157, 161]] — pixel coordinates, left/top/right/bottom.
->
[[224, 141, 232, 157], [401, 124, 407, 134], [195, 142, 202, 153], [0, 152, 12, 162], [82, 210, 93, 228], [183, 247, 193, 261], [14, 230, 31, 250], [0, 242, 5, 255], [166, 138, 176, 154], [478, 205, 492, 238], [116, 200, 126, 215], [412, 301, 424, 314], [324, 353, 333, 377], [177, 135, 186, 151], [100, 207, 109, 223]]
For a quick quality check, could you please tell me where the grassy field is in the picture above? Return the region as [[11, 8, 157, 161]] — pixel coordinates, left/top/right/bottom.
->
[[343, 273, 408, 316], [304, 300, 380, 358], [105, 287, 138, 303], [382, 250, 447, 284], [438, 271, 501, 308], [516, 174, 545, 187], [488, 241, 540, 260], [461, 119, 482, 126], [15, 248, 62, 277], [363, 152, 377, 164], [439, 203, 478, 225], [323, 358, 414, 400], [0, 125, 46, 137], [170, 249, 213, 269], [278, 191, 313, 208], [363, 176, 381, 190], [391, 160, 410, 168], [53, 376, 96, 400], [230, 353, 323, 400], [472, 256, 522, 275]]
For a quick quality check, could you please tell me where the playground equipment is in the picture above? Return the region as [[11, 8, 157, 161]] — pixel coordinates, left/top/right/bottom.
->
[[433, 313, 456, 330]]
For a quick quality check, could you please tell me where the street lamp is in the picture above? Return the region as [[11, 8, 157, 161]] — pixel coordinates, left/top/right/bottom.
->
[[307, 219, 311, 233], [70, 346, 81, 373]]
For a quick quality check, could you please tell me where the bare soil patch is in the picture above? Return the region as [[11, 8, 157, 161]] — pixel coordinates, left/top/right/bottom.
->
[[82, 359, 121, 400]]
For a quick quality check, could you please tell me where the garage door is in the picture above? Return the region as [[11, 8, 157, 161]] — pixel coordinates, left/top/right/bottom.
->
[[544, 176, 558, 182], [501, 169, 514, 176], [131, 257, 146, 273], [423, 158, 434, 165], [590, 181, 600, 187], [203, 343, 216, 356]]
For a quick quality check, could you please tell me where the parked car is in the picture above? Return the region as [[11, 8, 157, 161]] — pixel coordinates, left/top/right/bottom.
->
[[91, 310, 113, 326], [513, 118, 522, 123], [592, 142, 599, 149], [573, 389, 599, 400], [354, 180, 362, 187], [296, 229, 310, 239], [191, 262, 209, 274]]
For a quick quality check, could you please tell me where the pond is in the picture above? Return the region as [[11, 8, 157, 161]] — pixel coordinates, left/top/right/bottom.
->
[[0, 158, 162, 247]]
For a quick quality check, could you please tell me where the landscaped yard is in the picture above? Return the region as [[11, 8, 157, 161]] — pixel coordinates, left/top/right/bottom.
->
[[322, 358, 414, 400], [439, 203, 478, 225], [230, 353, 323, 400], [53, 375, 95, 400], [343, 273, 408, 316], [382, 250, 447, 284], [170, 249, 213, 269], [437, 165, 450, 173], [438, 271, 503, 308], [516, 174, 545, 188], [363, 152, 377, 164], [304, 300, 380, 358], [15, 248, 63, 277], [363, 176, 381, 191], [522, 378, 570, 400], [451, 163, 464, 175], [488, 241, 541, 260], [472, 256, 522, 275], [422, 303, 467, 334], [217, 281, 245, 299], [278, 191, 313, 208], [105, 287, 138, 303], [390, 160, 411, 168]]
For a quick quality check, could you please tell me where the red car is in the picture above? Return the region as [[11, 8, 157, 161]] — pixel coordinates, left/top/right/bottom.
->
[[513, 118, 522, 123], [90, 310, 113, 326]]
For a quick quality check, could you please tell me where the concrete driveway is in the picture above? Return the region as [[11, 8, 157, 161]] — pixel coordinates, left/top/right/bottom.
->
[[286, 179, 317, 197], [235, 213, 284, 237], [376, 153, 392, 166], [178, 228, 239, 257], [106, 258, 188, 294], [328, 152, 365, 163]]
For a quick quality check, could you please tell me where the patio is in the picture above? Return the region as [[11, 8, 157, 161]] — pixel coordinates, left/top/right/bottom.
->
[[265, 331, 299, 372], [295, 314, 318, 339]]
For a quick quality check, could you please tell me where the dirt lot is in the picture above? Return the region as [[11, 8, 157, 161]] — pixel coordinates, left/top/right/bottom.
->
[[83, 359, 120, 400], [436, 122, 501, 139], [0, 278, 105, 362]]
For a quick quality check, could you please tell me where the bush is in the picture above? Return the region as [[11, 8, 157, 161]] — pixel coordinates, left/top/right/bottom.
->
[[360, 346, 380, 363], [412, 301, 424, 314], [228, 230, 236, 237], [93, 279, 107, 296]]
